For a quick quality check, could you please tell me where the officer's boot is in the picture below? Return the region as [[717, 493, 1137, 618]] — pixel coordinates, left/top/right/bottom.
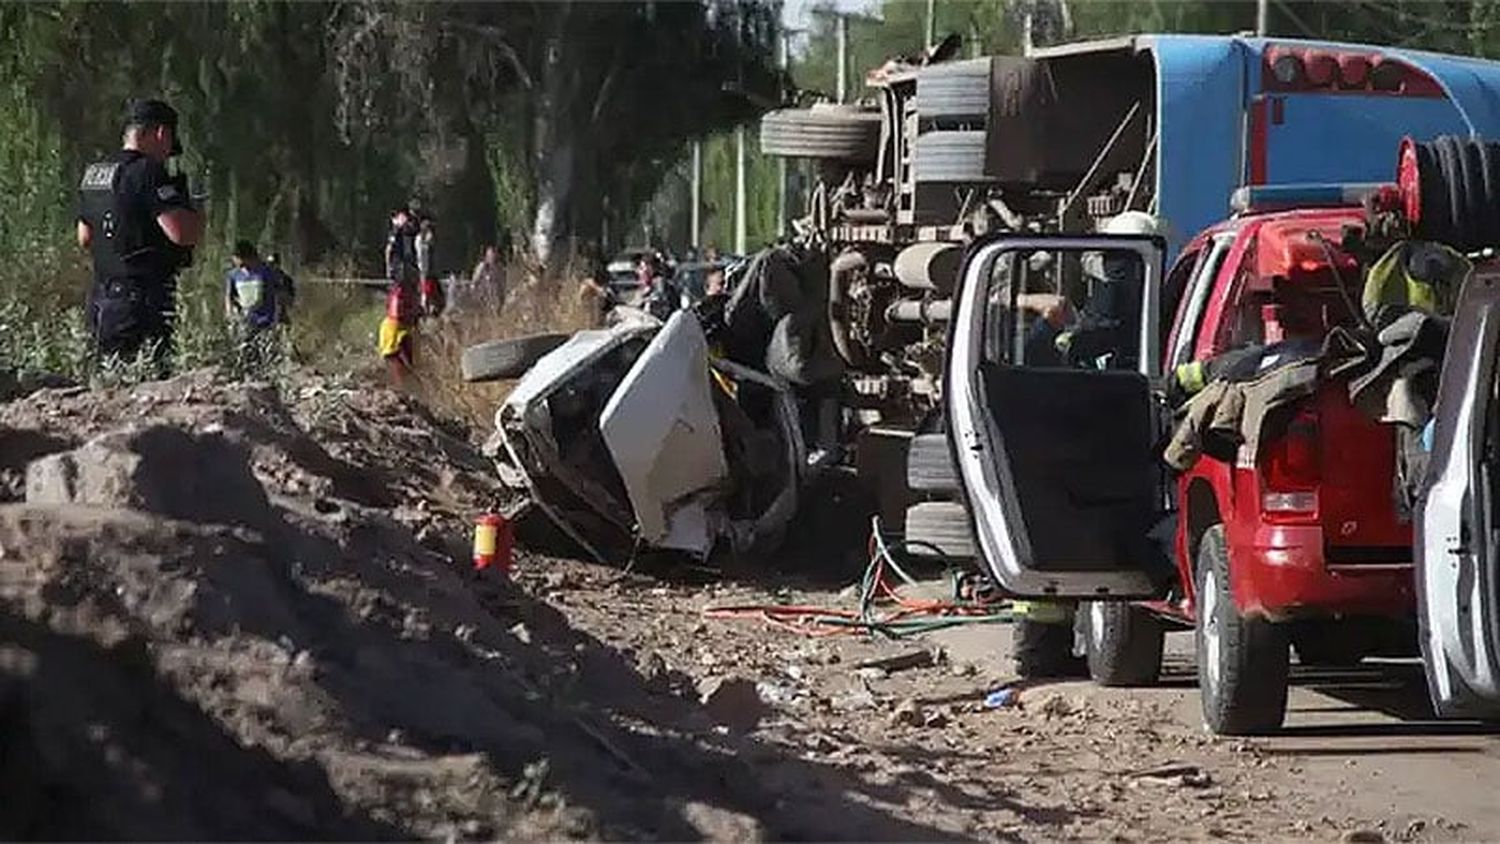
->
[[1012, 601, 1087, 679]]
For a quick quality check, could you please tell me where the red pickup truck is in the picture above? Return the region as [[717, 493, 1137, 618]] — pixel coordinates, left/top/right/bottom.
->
[[1095, 201, 1417, 733], [941, 191, 1422, 735]]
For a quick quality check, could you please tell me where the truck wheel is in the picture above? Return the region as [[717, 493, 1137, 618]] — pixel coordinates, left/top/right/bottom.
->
[[460, 333, 568, 383], [906, 433, 959, 493], [915, 58, 990, 120], [759, 105, 881, 163], [1195, 525, 1289, 735], [1083, 600, 1165, 687], [912, 131, 993, 183], [903, 501, 973, 559]]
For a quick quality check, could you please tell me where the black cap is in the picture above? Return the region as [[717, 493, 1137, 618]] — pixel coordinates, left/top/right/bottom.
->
[[124, 98, 182, 155]]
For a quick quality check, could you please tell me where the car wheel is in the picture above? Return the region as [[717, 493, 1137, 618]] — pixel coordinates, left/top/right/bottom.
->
[[460, 333, 569, 383], [906, 433, 959, 493], [1083, 600, 1165, 687], [903, 501, 973, 559], [1195, 525, 1289, 735]]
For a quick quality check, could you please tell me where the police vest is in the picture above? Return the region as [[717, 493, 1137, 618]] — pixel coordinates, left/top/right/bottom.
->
[[78, 150, 174, 282]]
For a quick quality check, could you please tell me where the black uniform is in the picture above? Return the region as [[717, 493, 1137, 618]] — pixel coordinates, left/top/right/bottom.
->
[[77, 149, 192, 360]]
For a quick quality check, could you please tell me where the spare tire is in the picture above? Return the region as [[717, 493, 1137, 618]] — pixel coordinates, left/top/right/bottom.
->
[[760, 105, 881, 163], [915, 58, 990, 120], [460, 333, 569, 383], [912, 131, 993, 183], [1404, 135, 1500, 251]]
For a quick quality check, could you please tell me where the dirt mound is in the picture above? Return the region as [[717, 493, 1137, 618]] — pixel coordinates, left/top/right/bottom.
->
[[0, 370, 684, 839]]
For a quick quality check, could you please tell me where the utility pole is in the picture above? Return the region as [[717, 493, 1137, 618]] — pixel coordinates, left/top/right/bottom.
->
[[1256, 0, 1269, 36], [836, 13, 849, 104], [690, 140, 703, 250], [925, 0, 936, 48], [735, 124, 747, 254], [776, 30, 791, 238]]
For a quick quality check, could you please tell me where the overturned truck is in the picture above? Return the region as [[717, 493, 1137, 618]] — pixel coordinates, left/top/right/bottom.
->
[[759, 34, 1500, 434]]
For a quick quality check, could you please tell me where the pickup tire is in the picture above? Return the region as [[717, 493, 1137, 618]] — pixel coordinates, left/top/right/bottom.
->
[[460, 333, 568, 383], [759, 106, 881, 163], [903, 501, 973, 559], [906, 433, 959, 493], [1194, 525, 1290, 735], [1083, 600, 1165, 687]]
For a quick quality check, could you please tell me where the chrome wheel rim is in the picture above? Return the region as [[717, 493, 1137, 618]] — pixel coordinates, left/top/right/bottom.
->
[[1201, 565, 1223, 694]]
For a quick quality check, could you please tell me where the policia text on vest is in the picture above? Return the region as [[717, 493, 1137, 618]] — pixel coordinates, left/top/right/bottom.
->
[[76, 98, 203, 365]]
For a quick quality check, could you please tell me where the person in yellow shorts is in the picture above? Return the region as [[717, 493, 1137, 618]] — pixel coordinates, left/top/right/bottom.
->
[[379, 283, 415, 384]]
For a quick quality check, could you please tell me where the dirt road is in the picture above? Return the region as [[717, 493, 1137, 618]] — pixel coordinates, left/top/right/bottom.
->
[[2, 369, 1496, 841]]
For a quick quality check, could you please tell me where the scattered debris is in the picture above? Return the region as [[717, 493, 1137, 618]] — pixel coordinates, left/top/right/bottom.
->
[[889, 697, 924, 728], [509, 622, 533, 645], [696, 676, 765, 730], [983, 686, 1019, 709], [852, 649, 938, 675], [1128, 764, 1215, 789]]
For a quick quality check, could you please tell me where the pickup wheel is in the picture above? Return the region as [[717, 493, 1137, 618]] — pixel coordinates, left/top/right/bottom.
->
[[1195, 525, 1290, 735], [1083, 600, 1165, 687]]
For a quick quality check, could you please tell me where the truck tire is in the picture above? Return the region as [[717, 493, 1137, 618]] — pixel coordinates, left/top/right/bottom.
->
[[912, 131, 992, 183], [1404, 136, 1500, 251], [1195, 525, 1289, 735], [915, 59, 990, 120], [904, 501, 973, 559], [906, 433, 959, 492], [1083, 600, 1166, 687], [759, 106, 881, 163], [460, 333, 568, 383]]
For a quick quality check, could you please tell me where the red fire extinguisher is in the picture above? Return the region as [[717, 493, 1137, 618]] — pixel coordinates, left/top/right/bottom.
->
[[472, 512, 514, 573]]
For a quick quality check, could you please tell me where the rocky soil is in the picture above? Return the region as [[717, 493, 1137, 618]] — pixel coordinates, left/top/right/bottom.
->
[[0, 370, 1476, 841]]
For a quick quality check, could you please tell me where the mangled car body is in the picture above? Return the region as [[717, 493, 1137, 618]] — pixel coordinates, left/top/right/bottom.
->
[[484, 309, 805, 562]]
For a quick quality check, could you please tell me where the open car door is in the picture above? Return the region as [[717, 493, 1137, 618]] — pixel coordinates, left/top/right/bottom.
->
[[945, 234, 1167, 599], [1418, 268, 1500, 719]]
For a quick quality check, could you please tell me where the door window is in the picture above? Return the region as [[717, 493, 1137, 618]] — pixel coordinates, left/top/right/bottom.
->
[[1168, 233, 1236, 369]]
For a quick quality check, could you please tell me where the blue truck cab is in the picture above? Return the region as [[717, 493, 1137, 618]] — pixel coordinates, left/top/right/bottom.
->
[[995, 34, 1500, 260]]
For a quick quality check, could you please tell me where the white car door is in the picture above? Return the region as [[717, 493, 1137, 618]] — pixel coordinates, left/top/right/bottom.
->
[[1418, 267, 1500, 719], [599, 310, 730, 556], [945, 234, 1168, 598]]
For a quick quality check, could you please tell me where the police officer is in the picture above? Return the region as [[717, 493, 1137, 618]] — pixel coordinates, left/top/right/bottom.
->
[[76, 98, 202, 365]]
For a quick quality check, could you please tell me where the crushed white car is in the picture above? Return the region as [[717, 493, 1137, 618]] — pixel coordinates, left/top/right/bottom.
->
[[479, 310, 805, 563]]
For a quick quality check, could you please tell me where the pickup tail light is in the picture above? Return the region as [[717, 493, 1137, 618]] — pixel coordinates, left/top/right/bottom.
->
[[1262, 409, 1321, 516]]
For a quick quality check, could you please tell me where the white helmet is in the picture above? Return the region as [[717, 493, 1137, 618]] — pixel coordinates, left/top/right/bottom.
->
[[1099, 211, 1163, 237]]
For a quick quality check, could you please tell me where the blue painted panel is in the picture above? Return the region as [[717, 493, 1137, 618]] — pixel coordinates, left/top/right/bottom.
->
[[1265, 94, 1470, 184], [1148, 35, 1247, 260]]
